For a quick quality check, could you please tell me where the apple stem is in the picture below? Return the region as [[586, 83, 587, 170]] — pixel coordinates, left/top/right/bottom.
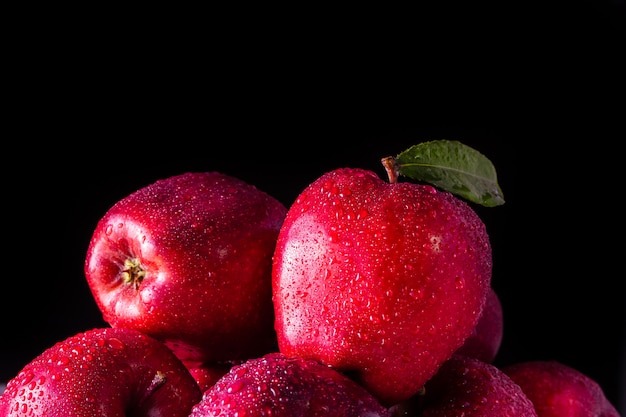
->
[[381, 156, 399, 184], [146, 370, 167, 395]]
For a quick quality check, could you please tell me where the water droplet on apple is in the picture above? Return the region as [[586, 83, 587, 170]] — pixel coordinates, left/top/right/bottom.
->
[[227, 379, 244, 394], [326, 182, 340, 196], [233, 366, 247, 379], [369, 315, 380, 324], [19, 371, 34, 386], [455, 276, 465, 289], [106, 337, 126, 351], [410, 288, 424, 300], [358, 208, 369, 219]]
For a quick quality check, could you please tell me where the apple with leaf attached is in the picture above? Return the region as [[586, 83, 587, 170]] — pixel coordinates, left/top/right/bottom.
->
[[272, 140, 505, 406]]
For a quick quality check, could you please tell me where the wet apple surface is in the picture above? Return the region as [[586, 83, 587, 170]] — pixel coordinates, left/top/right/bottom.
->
[[272, 166, 493, 406], [2, 129, 624, 415], [84, 172, 288, 367]]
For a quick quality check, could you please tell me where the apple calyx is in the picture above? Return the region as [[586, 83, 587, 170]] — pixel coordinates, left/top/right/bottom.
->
[[121, 257, 146, 290], [382, 139, 505, 207]]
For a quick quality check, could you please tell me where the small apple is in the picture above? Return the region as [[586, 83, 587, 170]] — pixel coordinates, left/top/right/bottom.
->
[[272, 141, 504, 406], [84, 172, 288, 374], [418, 354, 538, 416], [0, 327, 202, 417], [455, 286, 503, 363], [189, 352, 390, 416], [502, 360, 620, 417]]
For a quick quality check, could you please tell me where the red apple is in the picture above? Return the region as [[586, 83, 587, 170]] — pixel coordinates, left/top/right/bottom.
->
[[418, 354, 538, 416], [272, 165, 493, 406], [502, 360, 620, 417], [84, 172, 288, 372], [0, 327, 202, 417], [455, 286, 503, 363], [189, 352, 390, 416]]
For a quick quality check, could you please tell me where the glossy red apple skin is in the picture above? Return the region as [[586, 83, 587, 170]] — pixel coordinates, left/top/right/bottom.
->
[[455, 286, 503, 363], [85, 172, 287, 367], [502, 360, 620, 417], [189, 352, 390, 416], [0, 327, 202, 417], [272, 167, 493, 406], [419, 354, 538, 416]]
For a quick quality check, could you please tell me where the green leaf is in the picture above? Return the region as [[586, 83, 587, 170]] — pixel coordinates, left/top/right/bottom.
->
[[394, 140, 505, 207]]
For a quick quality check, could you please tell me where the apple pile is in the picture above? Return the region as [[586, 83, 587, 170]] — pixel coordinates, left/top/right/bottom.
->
[[0, 141, 620, 416]]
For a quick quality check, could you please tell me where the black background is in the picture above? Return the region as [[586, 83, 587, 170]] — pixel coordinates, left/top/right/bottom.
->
[[3, 1, 624, 413]]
